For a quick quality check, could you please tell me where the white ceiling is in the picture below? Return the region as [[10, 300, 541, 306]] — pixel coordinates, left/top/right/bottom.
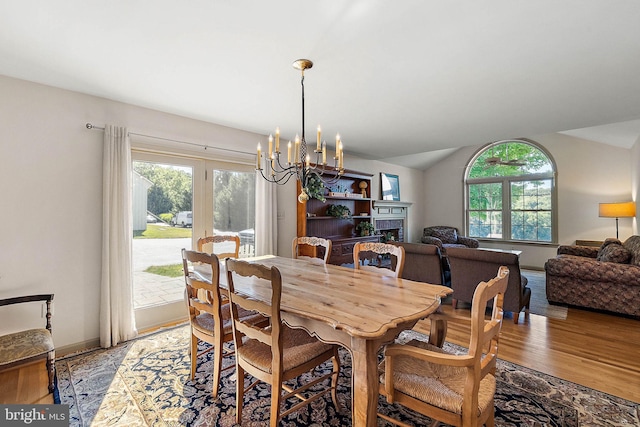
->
[[2, 1, 640, 169]]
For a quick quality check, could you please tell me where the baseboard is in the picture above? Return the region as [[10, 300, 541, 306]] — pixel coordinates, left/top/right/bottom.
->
[[57, 338, 101, 358]]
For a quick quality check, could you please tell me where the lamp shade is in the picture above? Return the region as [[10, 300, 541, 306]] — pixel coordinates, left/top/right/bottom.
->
[[598, 201, 636, 218]]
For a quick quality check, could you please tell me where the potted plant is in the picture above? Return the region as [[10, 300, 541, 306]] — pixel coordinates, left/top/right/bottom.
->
[[305, 172, 326, 202], [327, 204, 352, 219], [356, 221, 375, 236]]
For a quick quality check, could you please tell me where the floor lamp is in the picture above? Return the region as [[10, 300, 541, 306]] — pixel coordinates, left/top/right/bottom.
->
[[599, 201, 636, 239]]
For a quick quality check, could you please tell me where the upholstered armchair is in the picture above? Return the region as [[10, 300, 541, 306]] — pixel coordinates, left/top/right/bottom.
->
[[421, 226, 479, 254]]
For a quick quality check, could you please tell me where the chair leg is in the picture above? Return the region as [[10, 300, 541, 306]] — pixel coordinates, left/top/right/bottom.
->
[[451, 298, 458, 309], [190, 334, 198, 380], [212, 340, 223, 398], [236, 365, 245, 425], [485, 406, 495, 427], [46, 353, 55, 393], [513, 311, 519, 324], [270, 375, 282, 427]]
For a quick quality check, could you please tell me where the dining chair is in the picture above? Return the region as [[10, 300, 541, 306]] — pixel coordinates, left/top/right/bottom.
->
[[292, 236, 332, 263], [353, 242, 405, 278], [181, 249, 264, 398], [197, 234, 241, 259], [225, 258, 342, 426], [0, 294, 56, 393], [378, 266, 509, 427]]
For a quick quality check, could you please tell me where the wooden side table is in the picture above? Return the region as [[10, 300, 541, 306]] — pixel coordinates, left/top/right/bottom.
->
[[575, 240, 603, 247]]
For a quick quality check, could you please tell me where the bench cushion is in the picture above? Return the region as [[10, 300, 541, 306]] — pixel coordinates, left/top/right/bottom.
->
[[0, 328, 54, 365]]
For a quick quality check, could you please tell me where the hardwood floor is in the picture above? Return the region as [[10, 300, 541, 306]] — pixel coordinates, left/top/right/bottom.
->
[[2, 306, 639, 405], [0, 360, 54, 404]]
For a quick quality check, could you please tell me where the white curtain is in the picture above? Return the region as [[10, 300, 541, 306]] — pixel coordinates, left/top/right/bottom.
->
[[100, 125, 137, 348], [254, 172, 278, 255]]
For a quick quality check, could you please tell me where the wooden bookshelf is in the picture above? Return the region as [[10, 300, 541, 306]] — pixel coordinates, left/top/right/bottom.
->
[[297, 168, 379, 264]]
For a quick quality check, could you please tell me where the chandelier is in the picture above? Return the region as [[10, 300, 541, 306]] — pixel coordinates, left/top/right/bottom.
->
[[256, 59, 345, 203]]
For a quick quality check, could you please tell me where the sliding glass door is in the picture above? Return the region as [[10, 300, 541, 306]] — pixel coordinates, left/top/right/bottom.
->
[[131, 151, 255, 329], [212, 169, 255, 258]]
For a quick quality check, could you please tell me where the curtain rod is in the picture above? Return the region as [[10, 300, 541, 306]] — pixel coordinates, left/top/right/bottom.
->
[[85, 123, 254, 157]]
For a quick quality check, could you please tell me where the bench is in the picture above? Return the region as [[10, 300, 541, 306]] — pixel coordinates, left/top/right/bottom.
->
[[0, 294, 55, 392]]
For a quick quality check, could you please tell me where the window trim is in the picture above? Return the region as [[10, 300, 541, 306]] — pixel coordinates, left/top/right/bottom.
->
[[464, 139, 558, 244]]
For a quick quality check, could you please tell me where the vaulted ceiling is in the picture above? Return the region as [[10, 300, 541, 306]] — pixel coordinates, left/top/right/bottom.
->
[[2, 1, 640, 168]]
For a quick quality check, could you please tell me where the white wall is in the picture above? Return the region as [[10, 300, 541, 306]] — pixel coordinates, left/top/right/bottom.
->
[[423, 133, 634, 269], [632, 138, 640, 235]]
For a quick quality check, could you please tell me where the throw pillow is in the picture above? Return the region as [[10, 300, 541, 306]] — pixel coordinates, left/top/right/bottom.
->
[[600, 237, 622, 248], [623, 235, 640, 266], [596, 243, 631, 263]]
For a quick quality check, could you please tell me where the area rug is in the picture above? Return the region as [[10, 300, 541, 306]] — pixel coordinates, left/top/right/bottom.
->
[[56, 325, 638, 426]]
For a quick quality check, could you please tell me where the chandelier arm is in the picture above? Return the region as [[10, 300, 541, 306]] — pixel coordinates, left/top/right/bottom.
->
[[272, 153, 297, 173], [257, 167, 298, 185]]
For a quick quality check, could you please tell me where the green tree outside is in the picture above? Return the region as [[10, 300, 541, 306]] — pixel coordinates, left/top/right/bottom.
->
[[134, 162, 193, 217], [467, 141, 553, 242]]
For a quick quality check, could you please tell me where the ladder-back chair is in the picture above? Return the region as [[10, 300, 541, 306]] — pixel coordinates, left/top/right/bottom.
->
[[378, 266, 509, 427], [226, 258, 341, 426]]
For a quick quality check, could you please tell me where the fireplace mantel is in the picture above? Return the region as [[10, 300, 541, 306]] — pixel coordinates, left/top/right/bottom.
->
[[373, 200, 413, 210], [372, 200, 412, 242]]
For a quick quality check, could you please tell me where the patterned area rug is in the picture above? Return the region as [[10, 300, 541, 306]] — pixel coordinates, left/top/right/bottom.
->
[[56, 325, 638, 426]]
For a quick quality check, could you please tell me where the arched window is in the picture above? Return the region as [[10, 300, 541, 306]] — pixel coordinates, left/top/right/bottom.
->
[[465, 139, 556, 243]]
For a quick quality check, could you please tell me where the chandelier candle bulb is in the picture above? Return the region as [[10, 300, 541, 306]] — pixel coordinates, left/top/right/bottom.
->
[[295, 135, 300, 164], [317, 125, 321, 151], [275, 127, 280, 152], [322, 141, 327, 164], [256, 143, 261, 170], [268, 134, 273, 157], [287, 141, 292, 164]]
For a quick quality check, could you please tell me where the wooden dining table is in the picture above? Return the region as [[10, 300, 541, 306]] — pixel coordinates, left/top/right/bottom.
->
[[204, 255, 452, 427]]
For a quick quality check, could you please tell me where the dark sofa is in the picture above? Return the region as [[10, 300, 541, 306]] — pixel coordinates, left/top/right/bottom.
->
[[544, 236, 640, 317], [446, 247, 531, 323], [389, 242, 445, 285]]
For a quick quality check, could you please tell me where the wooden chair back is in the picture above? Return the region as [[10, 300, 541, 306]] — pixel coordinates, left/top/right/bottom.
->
[[225, 257, 341, 426], [197, 234, 241, 259], [353, 242, 405, 278], [380, 266, 509, 427], [182, 249, 224, 323], [225, 258, 282, 353], [292, 236, 332, 263], [468, 265, 508, 375], [181, 249, 231, 396]]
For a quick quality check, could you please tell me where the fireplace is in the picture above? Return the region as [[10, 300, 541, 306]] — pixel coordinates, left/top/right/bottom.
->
[[372, 201, 412, 242]]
